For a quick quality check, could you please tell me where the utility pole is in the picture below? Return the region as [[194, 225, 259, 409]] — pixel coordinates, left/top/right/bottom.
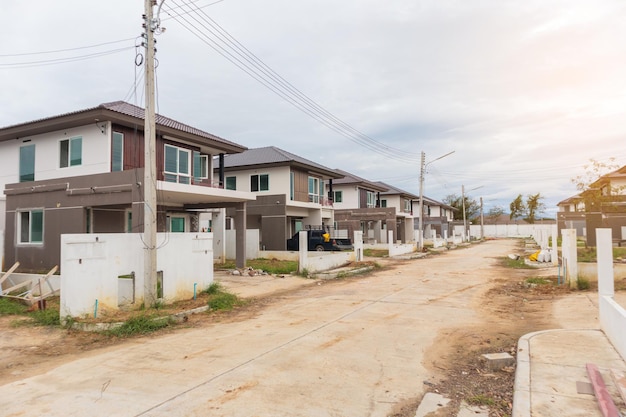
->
[[417, 150, 454, 251], [480, 197, 484, 240], [418, 151, 425, 251], [143, 0, 157, 307], [462, 185, 467, 242]]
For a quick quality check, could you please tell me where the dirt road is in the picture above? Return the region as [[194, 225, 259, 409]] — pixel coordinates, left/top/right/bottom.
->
[[0, 240, 570, 416]]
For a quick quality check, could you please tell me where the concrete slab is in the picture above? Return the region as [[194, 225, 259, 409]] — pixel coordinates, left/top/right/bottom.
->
[[457, 401, 489, 417], [414, 392, 450, 417]]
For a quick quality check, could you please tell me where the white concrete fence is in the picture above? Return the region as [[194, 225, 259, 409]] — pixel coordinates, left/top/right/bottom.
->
[[60, 233, 213, 318], [597, 228, 626, 361]]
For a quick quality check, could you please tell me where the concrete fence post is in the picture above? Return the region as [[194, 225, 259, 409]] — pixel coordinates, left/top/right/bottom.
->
[[562, 229, 578, 289], [551, 224, 558, 266], [597, 228, 614, 300], [298, 230, 308, 273], [354, 231, 364, 262]]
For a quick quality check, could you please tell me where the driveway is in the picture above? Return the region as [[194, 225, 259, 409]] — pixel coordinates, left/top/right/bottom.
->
[[1, 239, 522, 417]]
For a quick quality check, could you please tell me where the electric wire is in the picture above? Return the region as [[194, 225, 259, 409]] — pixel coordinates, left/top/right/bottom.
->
[[0, 37, 136, 57], [163, 0, 424, 164], [0, 46, 135, 69]]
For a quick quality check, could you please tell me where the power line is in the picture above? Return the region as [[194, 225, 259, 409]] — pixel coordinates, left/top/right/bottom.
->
[[0, 46, 135, 69], [163, 0, 424, 164], [0, 38, 136, 57]]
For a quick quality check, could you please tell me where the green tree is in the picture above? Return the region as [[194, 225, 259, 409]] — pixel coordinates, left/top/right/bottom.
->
[[443, 193, 480, 222], [526, 193, 545, 224], [571, 158, 622, 213], [509, 194, 525, 220]]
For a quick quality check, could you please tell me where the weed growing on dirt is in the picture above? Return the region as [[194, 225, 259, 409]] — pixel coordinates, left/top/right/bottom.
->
[[526, 277, 553, 285], [208, 292, 241, 310], [29, 308, 61, 326], [105, 315, 172, 337], [203, 282, 222, 295], [298, 268, 310, 278], [363, 249, 388, 257], [466, 394, 496, 407], [577, 277, 591, 290], [501, 257, 534, 269], [0, 298, 28, 315]]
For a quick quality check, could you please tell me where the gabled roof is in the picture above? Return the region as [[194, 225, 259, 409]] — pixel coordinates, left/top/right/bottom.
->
[[589, 165, 626, 189], [419, 196, 455, 210], [374, 181, 419, 199], [0, 101, 246, 153], [221, 146, 343, 179], [332, 169, 389, 192], [557, 194, 583, 206]]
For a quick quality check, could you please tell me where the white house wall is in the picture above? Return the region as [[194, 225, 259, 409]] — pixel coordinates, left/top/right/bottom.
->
[[333, 185, 360, 209], [226, 166, 291, 194], [0, 124, 111, 192]]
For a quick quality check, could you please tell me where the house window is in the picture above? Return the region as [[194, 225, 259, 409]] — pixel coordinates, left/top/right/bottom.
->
[[381, 199, 387, 208], [112, 132, 124, 172], [126, 210, 133, 233], [308, 177, 320, 203], [290, 172, 295, 200], [18, 209, 43, 244], [367, 191, 376, 208], [251, 174, 269, 192], [334, 191, 343, 203], [225, 176, 237, 190], [60, 136, 82, 168], [19, 144, 35, 182], [404, 199, 411, 212], [169, 216, 185, 232], [164, 144, 191, 184], [193, 151, 208, 181]]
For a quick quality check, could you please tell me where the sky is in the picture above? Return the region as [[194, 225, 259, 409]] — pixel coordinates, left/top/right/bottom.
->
[[2, 0, 626, 218]]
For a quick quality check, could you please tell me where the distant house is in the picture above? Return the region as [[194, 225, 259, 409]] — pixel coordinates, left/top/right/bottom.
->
[[581, 165, 626, 246], [0, 101, 254, 272], [329, 169, 393, 243], [218, 146, 344, 250], [374, 182, 419, 243], [556, 194, 586, 237], [412, 196, 456, 239]]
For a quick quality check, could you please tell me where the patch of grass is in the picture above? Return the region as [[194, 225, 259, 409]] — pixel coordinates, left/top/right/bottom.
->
[[208, 292, 241, 311], [576, 246, 626, 262], [28, 308, 60, 326], [363, 249, 388, 257], [501, 257, 534, 269], [466, 394, 496, 407], [298, 268, 310, 278], [0, 298, 28, 315], [203, 282, 222, 295], [526, 277, 552, 285], [215, 258, 298, 274], [577, 277, 591, 290], [104, 315, 172, 337]]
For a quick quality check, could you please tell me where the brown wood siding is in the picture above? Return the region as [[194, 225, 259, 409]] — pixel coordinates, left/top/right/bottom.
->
[[292, 169, 310, 203], [112, 124, 144, 170], [359, 189, 367, 209]]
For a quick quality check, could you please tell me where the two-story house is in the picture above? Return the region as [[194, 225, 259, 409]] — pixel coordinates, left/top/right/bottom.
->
[[581, 165, 626, 246], [556, 194, 586, 237], [328, 169, 393, 243], [412, 196, 456, 240], [0, 101, 255, 272], [218, 146, 344, 250], [374, 182, 419, 243]]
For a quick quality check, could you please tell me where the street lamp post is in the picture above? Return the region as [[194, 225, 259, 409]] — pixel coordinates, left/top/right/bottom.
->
[[461, 184, 483, 241], [418, 150, 454, 251]]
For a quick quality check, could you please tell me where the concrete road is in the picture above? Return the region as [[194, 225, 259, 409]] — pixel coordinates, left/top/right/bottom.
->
[[0, 240, 519, 417]]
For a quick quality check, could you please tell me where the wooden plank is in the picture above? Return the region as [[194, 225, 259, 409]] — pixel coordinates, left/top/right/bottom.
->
[[610, 368, 626, 405], [0, 262, 20, 289], [586, 363, 621, 417], [1, 280, 33, 296]]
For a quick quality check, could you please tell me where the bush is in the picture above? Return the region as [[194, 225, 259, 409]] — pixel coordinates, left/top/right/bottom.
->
[[208, 292, 240, 311], [577, 277, 591, 291]]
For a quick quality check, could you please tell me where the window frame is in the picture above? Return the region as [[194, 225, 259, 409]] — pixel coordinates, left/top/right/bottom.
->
[[59, 136, 82, 168], [112, 131, 124, 172], [380, 199, 387, 208], [366, 191, 376, 208], [164, 144, 191, 184], [193, 151, 208, 181], [225, 176, 237, 190], [333, 190, 343, 203], [308, 176, 320, 203], [251, 174, 269, 192], [19, 143, 35, 182], [18, 209, 44, 245]]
